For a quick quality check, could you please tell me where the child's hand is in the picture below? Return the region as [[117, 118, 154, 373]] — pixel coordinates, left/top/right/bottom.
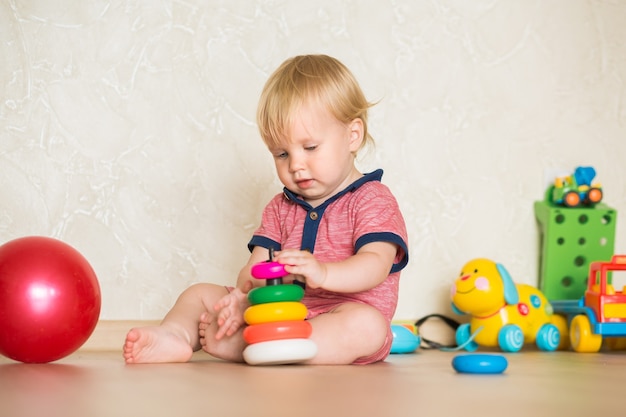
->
[[275, 249, 327, 289], [212, 281, 252, 339]]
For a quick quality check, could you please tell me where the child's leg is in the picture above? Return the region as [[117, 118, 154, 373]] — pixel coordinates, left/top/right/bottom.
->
[[305, 303, 390, 365], [123, 283, 229, 364]]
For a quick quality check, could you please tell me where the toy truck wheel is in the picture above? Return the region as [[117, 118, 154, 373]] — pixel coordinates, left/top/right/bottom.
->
[[586, 187, 603, 204], [536, 323, 560, 351], [563, 191, 580, 207], [570, 315, 602, 353], [455, 323, 478, 352], [498, 325, 524, 352]]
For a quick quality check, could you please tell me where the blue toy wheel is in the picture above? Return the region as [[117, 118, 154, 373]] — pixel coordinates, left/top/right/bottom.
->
[[498, 324, 524, 352], [536, 323, 560, 351], [456, 323, 478, 352]]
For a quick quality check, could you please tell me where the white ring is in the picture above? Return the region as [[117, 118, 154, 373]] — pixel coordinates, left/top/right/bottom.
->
[[243, 338, 317, 365]]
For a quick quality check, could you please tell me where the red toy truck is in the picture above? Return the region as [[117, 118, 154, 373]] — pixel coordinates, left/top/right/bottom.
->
[[551, 255, 626, 352]]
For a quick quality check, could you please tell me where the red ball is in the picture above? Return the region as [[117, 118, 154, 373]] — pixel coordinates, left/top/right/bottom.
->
[[0, 236, 101, 363]]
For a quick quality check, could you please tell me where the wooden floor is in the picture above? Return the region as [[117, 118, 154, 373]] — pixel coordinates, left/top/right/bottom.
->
[[1, 347, 625, 417]]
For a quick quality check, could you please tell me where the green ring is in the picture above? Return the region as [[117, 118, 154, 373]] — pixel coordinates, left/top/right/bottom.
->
[[248, 284, 304, 305]]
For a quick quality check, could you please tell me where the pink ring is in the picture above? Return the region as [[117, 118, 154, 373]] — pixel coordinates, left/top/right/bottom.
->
[[251, 262, 287, 279]]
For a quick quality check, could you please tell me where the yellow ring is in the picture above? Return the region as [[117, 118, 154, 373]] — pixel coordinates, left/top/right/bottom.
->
[[244, 302, 307, 325]]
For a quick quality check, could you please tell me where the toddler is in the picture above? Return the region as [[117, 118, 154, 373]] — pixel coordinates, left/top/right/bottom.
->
[[123, 54, 409, 365]]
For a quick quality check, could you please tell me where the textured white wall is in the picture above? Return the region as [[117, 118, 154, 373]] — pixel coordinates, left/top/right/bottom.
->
[[1, 0, 626, 321]]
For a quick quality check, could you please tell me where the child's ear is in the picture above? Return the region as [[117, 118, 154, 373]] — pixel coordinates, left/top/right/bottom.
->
[[348, 118, 364, 152]]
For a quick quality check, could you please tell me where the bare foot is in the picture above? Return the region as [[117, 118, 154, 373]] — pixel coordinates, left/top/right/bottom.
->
[[123, 326, 194, 364], [199, 312, 246, 362]]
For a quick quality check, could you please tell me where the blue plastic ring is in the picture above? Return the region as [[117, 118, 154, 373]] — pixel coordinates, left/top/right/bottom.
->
[[452, 354, 508, 374]]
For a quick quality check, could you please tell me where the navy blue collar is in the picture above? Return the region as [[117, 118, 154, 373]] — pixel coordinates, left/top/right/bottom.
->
[[282, 169, 384, 211]]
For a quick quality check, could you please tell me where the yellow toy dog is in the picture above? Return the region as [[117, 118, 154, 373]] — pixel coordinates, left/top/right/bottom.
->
[[451, 258, 563, 352]]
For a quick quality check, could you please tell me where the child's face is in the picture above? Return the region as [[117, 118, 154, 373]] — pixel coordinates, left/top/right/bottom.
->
[[268, 102, 364, 207]]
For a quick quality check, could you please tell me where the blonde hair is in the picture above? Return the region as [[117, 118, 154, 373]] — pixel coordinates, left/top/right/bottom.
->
[[257, 54, 374, 151]]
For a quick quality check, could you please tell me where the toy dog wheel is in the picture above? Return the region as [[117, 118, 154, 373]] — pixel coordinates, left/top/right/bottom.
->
[[455, 323, 478, 352], [498, 324, 524, 352], [243, 339, 318, 365], [536, 323, 560, 351]]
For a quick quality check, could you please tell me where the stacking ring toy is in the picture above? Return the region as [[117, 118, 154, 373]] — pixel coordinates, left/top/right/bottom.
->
[[248, 284, 304, 305], [251, 261, 287, 279], [452, 354, 508, 374], [243, 338, 318, 366], [244, 250, 317, 365], [244, 301, 308, 325], [243, 320, 313, 344]]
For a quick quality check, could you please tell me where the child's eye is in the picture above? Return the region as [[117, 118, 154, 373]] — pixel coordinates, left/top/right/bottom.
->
[[305, 145, 317, 151]]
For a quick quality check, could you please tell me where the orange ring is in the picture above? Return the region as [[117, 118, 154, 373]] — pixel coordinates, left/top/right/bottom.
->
[[244, 320, 313, 344], [244, 302, 308, 325]]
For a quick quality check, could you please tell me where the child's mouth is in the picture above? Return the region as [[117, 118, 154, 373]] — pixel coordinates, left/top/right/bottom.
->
[[296, 179, 314, 189]]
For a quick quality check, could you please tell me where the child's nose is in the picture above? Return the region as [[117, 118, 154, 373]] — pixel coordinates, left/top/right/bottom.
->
[[288, 154, 305, 172]]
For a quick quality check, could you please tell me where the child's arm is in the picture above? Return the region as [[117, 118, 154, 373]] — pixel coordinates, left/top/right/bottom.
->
[[274, 241, 398, 293], [235, 245, 273, 289], [212, 246, 272, 339]]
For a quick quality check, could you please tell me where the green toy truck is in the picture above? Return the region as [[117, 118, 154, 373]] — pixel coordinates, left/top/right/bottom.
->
[[550, 166, 603, 208]]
